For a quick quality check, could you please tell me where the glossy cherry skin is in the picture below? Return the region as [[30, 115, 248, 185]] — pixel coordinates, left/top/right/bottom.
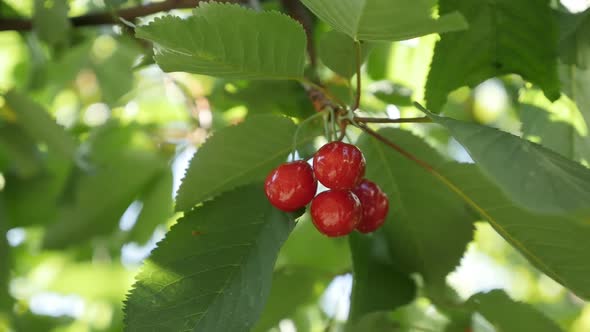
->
[[265, 161, 317, 212], [310, 190, 362, 237], [352, 179, 389, 233], [313, 142, 366, 190]]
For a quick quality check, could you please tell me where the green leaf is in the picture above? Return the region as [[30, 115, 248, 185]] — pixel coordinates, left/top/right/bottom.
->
[[426, 111, 590, 217], [208, 80, 314, 119], [5, 173, 60, 228], [136, 3, 306, 80], [123, 185, 296, 332], [33, 0, 71, 45], [252, 268, 328, 332], [301, 0, 467, 41], [468, 290, 562, 331], [557, 9, 590, 68], [366, 43, 392, 81], [426, 0, 560, 112], [560, 65, 590, 140], [558, 10, 590, 131], [48, 262, 135, 301], [175, 115, 317, 211], [0, 123, 41, 177], [349, 312, 400, 332], [4, 90, 76, 159], [356, 128, 474, 285], [4, 152, 70, 228], [278, 213, 351, 273], [348, 232, 416, 322], [92, 38, 141, 106], [441, 164, 590, 299], [43, 151, 166, 249], [519, 94, 590, 162], [318, 31, 372, 79], [128, 169, 173, 245], [43, 39, 93, 98], [370, 81, 413, 106]]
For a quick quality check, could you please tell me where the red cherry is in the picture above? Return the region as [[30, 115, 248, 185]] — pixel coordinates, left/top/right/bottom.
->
[[265, 161, 317, 212], [313, 142, 366, 190], [310, 190, 362, 237], [353, 179, 389, 233]]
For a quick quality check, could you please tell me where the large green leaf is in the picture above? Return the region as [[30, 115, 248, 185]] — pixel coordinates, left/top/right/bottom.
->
[[441, 164, 590, 299], [348, 232, 416, 322], [123, 185, 296, 332], [252, 268, 328, 332], [175, 115, 317, 211], [128, 169, 174, 245], [426, 111, 590, 217], [43, 151, 166, 249], [278, 213, 351, 273], [426, 0, 560, 112], [136, 2, 306, 80], [4, 90, 76, 159], [300, 0, 467, 41], [468, 290, 562, 331], [33, 0, 70, 45], [357, 128, 474, 285], [318, 31, 372, 79]]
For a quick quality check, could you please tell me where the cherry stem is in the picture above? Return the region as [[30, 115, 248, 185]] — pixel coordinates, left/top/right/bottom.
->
[[354, 116, 432, 124], [352, 40, 362, 111]]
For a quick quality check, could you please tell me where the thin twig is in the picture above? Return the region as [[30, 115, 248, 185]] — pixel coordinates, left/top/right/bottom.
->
[[0, 0, 243, 32], [354, 116, 432, 124], [352, 40, 362, 110]]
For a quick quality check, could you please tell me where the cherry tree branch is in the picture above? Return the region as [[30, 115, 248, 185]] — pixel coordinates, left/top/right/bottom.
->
[[0, 0, 243, 32], [354, 116, 432, 124]]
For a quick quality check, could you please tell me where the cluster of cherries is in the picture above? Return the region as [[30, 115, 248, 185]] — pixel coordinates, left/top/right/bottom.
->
[[264, 141, 389, 237]]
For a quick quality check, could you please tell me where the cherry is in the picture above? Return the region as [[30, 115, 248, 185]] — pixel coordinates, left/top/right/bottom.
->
[[265, 161, 317, 212], [310, 190, 362, 237], [313, 142, 365, 190], [352, 179, 389, 233]]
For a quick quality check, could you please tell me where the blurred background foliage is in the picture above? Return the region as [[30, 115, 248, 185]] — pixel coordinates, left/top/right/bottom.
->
[[0, 0, 589, 331]]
